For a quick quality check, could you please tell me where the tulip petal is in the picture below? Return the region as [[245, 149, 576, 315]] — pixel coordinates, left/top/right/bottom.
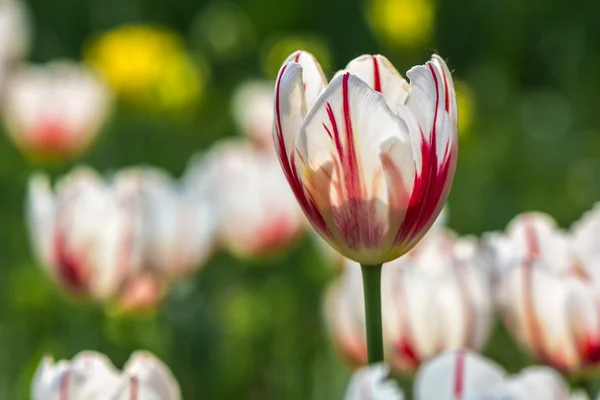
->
[[27, 174, 56, 270], [413, 350, 505, 400], [283, 50, 328, 109], [344, 364, 404, 400], [296, 72, 414, 263], [344, 54, 410, 111], [123, 351, 181, 400], [394, 55, 458, 251], [274, 61, 330, 236], [485, 366, 569, 400]]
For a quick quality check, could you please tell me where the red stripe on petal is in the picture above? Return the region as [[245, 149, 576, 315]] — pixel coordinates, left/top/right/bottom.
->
[[54, 229, 88, 292], [59, 371, 70, 400], [274, 63, 330, 236], [130, 377, 139, 400], [322, 123, 333, 139], [372, 56, 382, 93], [453, 351, 466, 400], [341, 73, 362, 201], [294, 50, 303, 63], [394, 63, 455, 251]]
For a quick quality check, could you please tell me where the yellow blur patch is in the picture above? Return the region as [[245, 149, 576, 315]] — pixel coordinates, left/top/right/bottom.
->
[[85, 25, 205, 113], [263, 35, 331, 78], [367, 0, 435, 48], [455, 80, 475, 137]]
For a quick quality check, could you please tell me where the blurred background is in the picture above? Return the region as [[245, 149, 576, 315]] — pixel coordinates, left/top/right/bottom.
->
[[2, 0, 600, 398]]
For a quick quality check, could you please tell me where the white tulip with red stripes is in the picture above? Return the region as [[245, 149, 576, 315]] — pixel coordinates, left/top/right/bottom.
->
[[485, 212, 600, 373], [31, 351, 181, 400], [4, 61, 112, 159], [273, 51, 458, 265], [414, 350, 572, 400], [27, 166, 217, 312], [344, 363, 404, 400], [184, 139, 305, 259]]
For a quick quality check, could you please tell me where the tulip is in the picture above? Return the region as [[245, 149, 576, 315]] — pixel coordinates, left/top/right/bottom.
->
[[232, 79, 275, 149], [273, 50, 457, 265], [184, 139, 305, 259], [325, 228, 492, 371], [344, 363, 404, 400], [31, 350, 181, 400], [27, 166, 217, 311], [4, 61, 112, 160], [274, 50, 458, 363], [0, 0, 29, 84], [414, 350, 572, 400], [485, 212, 600, 373]]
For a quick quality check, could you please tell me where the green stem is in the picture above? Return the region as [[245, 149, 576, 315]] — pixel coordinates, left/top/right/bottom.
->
[[361, 263, 384, 364]]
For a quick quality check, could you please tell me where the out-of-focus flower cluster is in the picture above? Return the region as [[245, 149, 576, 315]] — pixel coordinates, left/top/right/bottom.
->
[[26, 61, 306, 313], [345, 350, 600, 399], [32, 350, 181, 400]]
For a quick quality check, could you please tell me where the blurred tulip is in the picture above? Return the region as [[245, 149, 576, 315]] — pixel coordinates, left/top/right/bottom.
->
[[32, 350, 181, 400], [3, 62, 112, 160], [184, 140, 305, 259], [485, 212, 600, 373], [232, 79, 274, 149], [0, 0, 29, 83], [344, 363, 404, 400], [85, 24, 205, 113], [325, 228, 492, 371], [273, 51, 458, 265], [414, 350, 570, 400], [27, 166, 217, 311]]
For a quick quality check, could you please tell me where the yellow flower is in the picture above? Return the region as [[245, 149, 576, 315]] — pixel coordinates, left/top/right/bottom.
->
[[85, 24, 205, 112], [367, 0, 435, 48]]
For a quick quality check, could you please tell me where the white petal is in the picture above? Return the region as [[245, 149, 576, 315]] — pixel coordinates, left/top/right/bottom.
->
[[344, 54, 409, 111], [231, 79, 274, 147], [413, 350, 506, 400], [27, 173, 56, 269], [31, 357, 89, 400], [498, 264, 581, 370], [484, 366, 568, 400], [344, 364, 404, 400], [405, 55, 457, 173], [274, 61, 307, 164], [283, 50, 328, 109], [571, 203, 600, 282], [123, 351, 181, 400]]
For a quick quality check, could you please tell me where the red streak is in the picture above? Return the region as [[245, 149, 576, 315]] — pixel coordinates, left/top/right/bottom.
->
[[130, 377, 139, 400], [372, 56, 382, 93], [453, 351, 466, 400], [395, 62, 453, 249], [54, 230, 87, 291], [341, 73, 361, 201], [274, 63, 329, 235], [326, 103, 344, 159], [59, 370, 70, 400], [294, 50, 303, 63]]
